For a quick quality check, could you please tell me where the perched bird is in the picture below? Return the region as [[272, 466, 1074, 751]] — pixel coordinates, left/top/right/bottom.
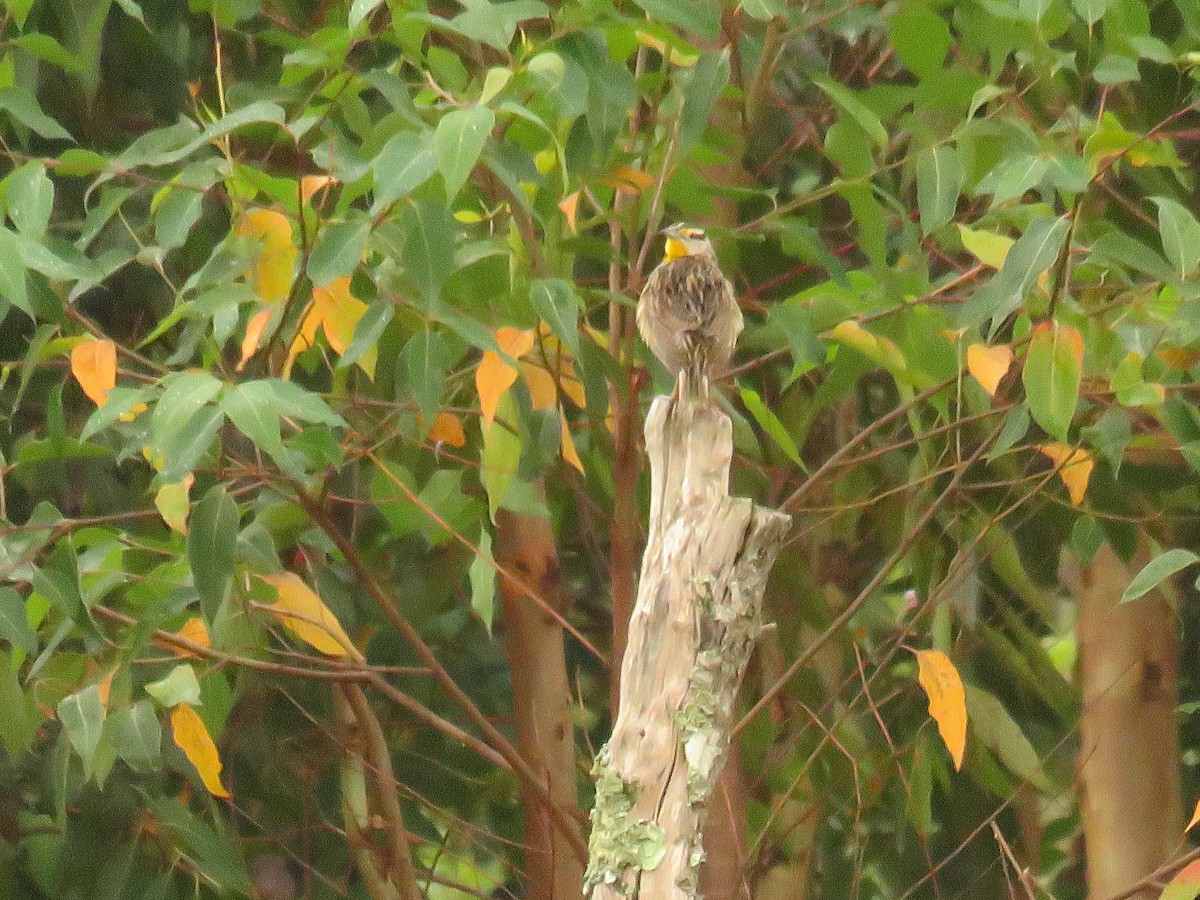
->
[[636, 223, 743, 400]]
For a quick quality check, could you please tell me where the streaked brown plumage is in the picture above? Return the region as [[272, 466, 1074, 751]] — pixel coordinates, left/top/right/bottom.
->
[[636, 224, 743, 399]]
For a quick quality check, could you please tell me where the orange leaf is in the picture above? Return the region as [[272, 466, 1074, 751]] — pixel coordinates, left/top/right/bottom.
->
[[1188, 797, 1200, 832], [258, 572, 358, 659], [559, 191, 580, 233], [238, 308, 273, 372], [559, 406, 584, 474], [477, 327, 535, 431], [1036, 443, 1093, 506], [171, 704, 230, 798], [913, 649, 967, 771], [300, 174, 337, 203], [1165, 859, 1200, 895], [520, 360, 558, 411], [70, 339, 117, 407], [238, 209, 296, 304], [966, 343, 1013, 398], [98, 669, 115, 708], [428, 410, 467, 447], [155, 616, 211, 658]]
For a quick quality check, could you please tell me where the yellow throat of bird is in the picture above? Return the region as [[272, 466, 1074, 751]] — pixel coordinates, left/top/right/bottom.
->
[[663, 237, 690, 262]]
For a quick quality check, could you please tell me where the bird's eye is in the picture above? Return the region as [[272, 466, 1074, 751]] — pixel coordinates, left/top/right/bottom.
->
[[681, 227, 704, 238]]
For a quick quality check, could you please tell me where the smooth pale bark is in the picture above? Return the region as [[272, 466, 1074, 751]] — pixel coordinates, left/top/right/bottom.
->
[[586, 396, 790, 899], [1074, 542, 1182, 900], [496, 501, 586, 900]]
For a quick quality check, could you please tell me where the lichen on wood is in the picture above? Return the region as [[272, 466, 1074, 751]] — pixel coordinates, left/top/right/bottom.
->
[[586, 395, 791, 899]]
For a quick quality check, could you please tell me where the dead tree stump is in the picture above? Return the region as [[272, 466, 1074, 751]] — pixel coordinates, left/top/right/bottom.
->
[[586, 395, 791, 898]]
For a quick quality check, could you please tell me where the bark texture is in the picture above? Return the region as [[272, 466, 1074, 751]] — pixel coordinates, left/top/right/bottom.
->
[[586, 396, 790, 899], [1075, 541, 1182, 900], [496, 501, 586, 900]]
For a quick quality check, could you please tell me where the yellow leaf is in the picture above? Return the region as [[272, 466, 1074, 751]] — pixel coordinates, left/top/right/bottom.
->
[[119, 401, 148, 423], [958, 224, 1014, 269], [428, 410, 467, 447], [559, 191, 580, 233], [171, 704, 230, 798], [238, 307, 273, 372], [238, 209, 296, 304], [829, 320, 907, 374], [258, 572, 357, 659], [914, 649, 967, 771], [477, 327, 535, 431], [1188, 797, 1200, 832], [966, 343, 1013, 398], [70, 338, 117, 407], [154, 473, 194, 534], [559, 406, 584, 474], [283, 299, 318, 379], [1036, 443, 1093, 506], [311, 278, 375, 379]]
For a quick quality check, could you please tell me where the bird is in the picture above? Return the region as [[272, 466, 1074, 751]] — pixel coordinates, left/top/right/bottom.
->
[[636, 223, 743, 400]]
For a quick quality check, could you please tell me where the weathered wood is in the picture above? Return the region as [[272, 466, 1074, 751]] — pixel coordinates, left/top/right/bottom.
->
[[586, 395, 790, 898]]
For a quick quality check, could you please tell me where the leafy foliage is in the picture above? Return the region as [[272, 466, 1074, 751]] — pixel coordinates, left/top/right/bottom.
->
[[0, 0, 1198, 898]]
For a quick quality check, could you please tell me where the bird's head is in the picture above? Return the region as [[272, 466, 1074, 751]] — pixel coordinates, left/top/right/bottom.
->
[[661, 223, 713, 262]]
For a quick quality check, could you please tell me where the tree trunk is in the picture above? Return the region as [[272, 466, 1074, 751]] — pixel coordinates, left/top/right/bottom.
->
[[497, 500, 585, 900], [1075, 541, 1182, 900], [586, 396, 790, 899]]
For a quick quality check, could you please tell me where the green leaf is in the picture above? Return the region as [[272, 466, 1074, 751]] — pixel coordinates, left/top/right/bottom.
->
[[632, 0, 721, 40], [262, 378, 346, 428], [0, 228, 29, 315], [435, 105, 495, 202], [349, 0, 384, 29], [402, 328, 453, 424], [114, 0, 146, 22], [372, 131, 438, 212], [403, 201, 455, 304], [0, 650, 37, 754], [916, 146, 962, 235], [740, 387, 808, 472], [57, 684, 106, 778], [109, 700, 162, 773], [469, 528, 496, 634], [339, 299, 393, 372], [0, 87, 74, 141], [959, 216, 1071, 329], [221, 381, 284, 460], [32, 541, 83, 620], [739, 0, 785, 19], [0, 586, 37, 655], [1152, 196, 1200, 280], [1022, 321, 1082, 442], [1120, 548, 1200, 604], [188, 485, 239, 622], [5, 162, 54, 238], [158, 405, 225, 483], [965, 685, 1051, 790], [812, 75, 888, 149], [145, 664, 202, 707], [889, 5, 951, 78], [678, 51, 729, 155], [151, 371, 223, 447], [529, 278, 581, 356], [481, 393, 521, 522], [153, 186, 204, 251], [307, 217, 371, 285], [1072, 0, 1109, 24]]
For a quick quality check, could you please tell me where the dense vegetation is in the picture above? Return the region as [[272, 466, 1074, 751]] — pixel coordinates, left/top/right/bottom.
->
[[1, 0, 1199, 897]]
